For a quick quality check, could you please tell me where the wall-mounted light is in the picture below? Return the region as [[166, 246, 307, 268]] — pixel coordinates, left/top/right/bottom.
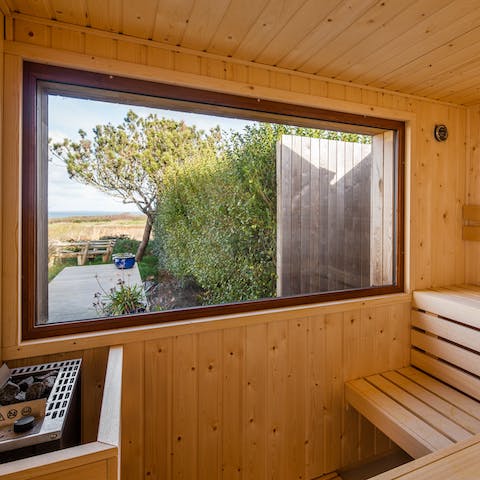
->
[[434, 124, 448, 142]]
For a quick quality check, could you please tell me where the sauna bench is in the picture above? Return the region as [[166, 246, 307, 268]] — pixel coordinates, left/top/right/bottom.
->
[[368, 433, 480, 479], [345, 285, 480, 460]]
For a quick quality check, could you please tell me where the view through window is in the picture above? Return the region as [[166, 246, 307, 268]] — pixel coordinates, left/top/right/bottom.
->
[[22, 63, 404, 336], [42, 92, 398, 325]]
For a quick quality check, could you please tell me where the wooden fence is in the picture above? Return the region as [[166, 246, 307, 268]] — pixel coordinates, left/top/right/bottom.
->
[[277, 133, 394, 296]]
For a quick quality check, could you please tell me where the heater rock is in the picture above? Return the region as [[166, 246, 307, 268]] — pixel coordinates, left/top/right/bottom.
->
[[26, 382, 46, 401], [0, 382, 20, 405], [42, 375, 56, 392], [18, 376, 34, 392]]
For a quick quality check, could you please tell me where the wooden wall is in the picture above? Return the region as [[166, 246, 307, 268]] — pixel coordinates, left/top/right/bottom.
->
[[0, 12, 471, 480], [465, 106, 480, 284], [0, 11, 4, 365], [121, 297, 410, 479]]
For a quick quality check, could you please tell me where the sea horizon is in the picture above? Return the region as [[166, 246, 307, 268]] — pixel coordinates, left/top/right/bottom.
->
[[48, 210, 142, 219]]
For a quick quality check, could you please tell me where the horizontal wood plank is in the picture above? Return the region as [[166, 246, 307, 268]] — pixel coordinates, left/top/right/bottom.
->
[[413, 288, 480, 329], [463, 226, 480, 241], [366, 374, 471, 443], [410, 350, 480, 402], [0, 443, 117, 479], [383, 370, 480, 435], [345, 378, 453, 458], [411, 330, 480, 377], [411, 311, 480, 353], [463, 205, 480, 223], [398, 367, 480, 421], [368, 435, 480, 479]]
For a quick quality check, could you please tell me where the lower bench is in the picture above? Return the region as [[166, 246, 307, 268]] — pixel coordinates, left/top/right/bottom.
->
[[345, 288, 480, 459]]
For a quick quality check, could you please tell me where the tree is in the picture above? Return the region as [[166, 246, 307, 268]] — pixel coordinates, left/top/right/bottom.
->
[[50, 110, 220, 261]]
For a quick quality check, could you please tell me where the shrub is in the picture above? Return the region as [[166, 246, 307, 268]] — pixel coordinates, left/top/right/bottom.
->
[[93, 277, 147, 316], [154, 123, 281, 304]]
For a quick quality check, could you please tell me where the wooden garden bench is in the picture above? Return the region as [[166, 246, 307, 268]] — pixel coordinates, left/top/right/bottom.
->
[[49, 239, 116, 266], [345, 286, 480, 459]]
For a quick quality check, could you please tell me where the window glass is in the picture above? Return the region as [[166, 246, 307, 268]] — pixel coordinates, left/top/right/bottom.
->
[[39, 91, 397, 325], [22, 63, 404, 337]]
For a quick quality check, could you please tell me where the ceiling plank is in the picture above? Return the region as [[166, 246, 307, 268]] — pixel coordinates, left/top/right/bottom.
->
[[0, 0, 12, 15], [253, 0, 342, 66], [206, 0, 269, 56], [414, 58, 480, 100], [378, 25, 480, 93], [50, 0, 88, 25], [180, 0, 231, 51], [300, 0, 418, 75], [322, 0, 451, 81], [232, 0, 310, 61], [122, 0, 158, 39], [85, 0, 122, 33], [349, 1, 478, 86], [8, 0, 52, 17], [151, 0, 195, 45], [275, 0, 377, 71]]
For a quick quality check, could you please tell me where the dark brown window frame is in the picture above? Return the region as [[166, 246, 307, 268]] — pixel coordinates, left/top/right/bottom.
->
[[22, 61, 405, 340]]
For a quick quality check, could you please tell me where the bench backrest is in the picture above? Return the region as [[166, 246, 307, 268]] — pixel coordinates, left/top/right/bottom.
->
[[411, 309, 480, 401]]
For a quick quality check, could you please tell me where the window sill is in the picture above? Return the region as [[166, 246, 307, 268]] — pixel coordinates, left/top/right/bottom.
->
[[7, 292, 411, 361]]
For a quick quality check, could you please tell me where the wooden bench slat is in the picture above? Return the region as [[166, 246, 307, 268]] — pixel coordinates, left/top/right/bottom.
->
[[368, 436, 480, 479], [345, 378, 453, 458], [411, 311, 480, 353], [411, 350, 480, 403], [346, 287, 480, 465], [399, 367, 480, 421], [413, 290, 480, 330], [411, 330, 480, 377], [442, 285, 480, 300], [366, 374, 471, 443], [383, 370, 480, 435]]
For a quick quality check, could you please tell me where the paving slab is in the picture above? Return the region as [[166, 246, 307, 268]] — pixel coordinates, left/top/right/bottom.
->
[[48, 263, 143, 323]]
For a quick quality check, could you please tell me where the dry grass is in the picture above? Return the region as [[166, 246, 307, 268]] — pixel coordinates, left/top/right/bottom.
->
[[49, 213, 147, 242]]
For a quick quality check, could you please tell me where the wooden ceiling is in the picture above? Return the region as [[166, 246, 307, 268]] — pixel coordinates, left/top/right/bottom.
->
[[4, 0, 480, 105]]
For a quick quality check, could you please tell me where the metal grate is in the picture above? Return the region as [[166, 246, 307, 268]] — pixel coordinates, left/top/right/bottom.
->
[[0, 359, 81, 452]]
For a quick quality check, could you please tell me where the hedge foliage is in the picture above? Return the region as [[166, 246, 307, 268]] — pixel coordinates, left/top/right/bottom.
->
[[153, 122, 371, 305]]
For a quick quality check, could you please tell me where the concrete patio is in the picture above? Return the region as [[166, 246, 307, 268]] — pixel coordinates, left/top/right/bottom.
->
[[48, 263, 143, 323]]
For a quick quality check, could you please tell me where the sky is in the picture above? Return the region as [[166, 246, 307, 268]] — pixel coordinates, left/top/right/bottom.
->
[[48, 95, 253, 213]]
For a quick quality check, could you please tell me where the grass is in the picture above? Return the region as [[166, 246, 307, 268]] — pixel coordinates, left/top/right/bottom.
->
[[48, 258, 76, 282], [48, 213, 158, 282], [49, 213, 146, 242]]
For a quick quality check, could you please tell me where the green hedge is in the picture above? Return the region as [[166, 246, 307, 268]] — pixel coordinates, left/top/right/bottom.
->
[[154, 123, 282, 304]]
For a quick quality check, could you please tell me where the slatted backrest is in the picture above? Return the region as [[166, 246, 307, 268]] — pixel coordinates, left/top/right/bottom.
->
[[411, 309, 480, 401]]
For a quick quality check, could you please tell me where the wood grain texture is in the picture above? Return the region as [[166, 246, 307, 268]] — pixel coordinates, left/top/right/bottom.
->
[[0, 12, 3, 365], [97, 346, 122, 447], [6, 3, 480, 105], [0, 443, 117, 480], [117, 299, 410, 479], [0, 13, 475, 479], [2, 17, 467, 352], [278, 135, 383, 296]]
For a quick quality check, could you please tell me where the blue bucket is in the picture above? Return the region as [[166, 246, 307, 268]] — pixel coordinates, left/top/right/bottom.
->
[[113, 254, 136, 269]]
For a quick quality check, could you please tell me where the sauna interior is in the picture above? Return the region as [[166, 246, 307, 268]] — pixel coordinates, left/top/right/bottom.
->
[[1, 1, 480, 479]]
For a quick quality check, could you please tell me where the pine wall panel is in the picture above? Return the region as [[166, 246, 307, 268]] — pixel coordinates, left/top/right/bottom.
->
[[121, 300, 410, 480]]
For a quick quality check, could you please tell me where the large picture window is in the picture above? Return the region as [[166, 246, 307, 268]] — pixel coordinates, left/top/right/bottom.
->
[[22, 62, 405, 339]]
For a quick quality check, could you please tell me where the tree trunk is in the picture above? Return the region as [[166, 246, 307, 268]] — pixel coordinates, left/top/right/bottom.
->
[[136, 214, 153, 262]]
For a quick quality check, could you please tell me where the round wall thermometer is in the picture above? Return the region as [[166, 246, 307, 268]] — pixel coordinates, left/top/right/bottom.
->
[[434, 124, 448, 142]]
